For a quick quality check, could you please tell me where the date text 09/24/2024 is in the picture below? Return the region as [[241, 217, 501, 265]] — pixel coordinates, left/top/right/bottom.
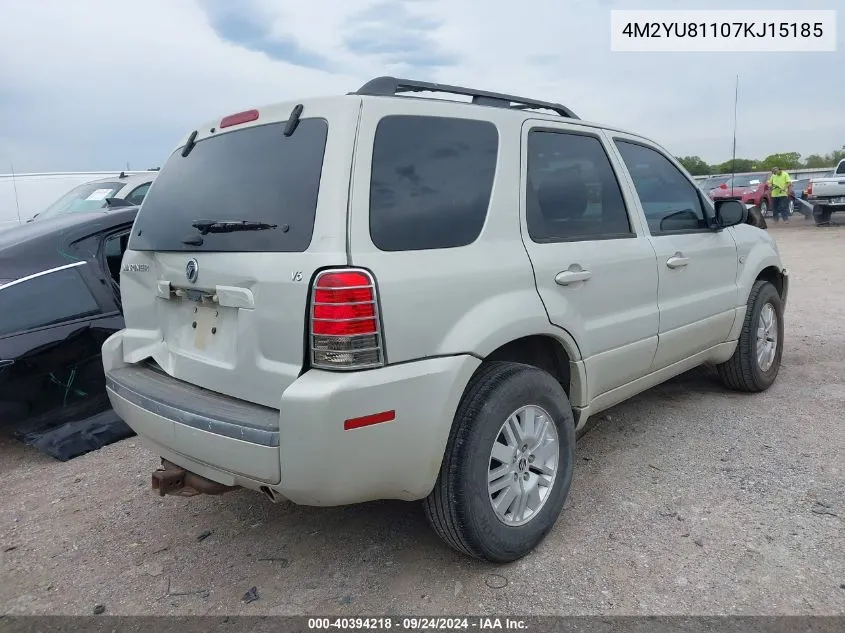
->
[[308, 617, 528, 630]]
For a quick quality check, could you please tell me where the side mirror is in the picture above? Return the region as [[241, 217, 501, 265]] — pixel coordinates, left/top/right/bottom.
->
[[715, 199, 747, 228]]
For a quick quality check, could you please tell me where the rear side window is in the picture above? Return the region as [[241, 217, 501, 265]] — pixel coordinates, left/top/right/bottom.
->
[[369, 115, 498, 251], [526, 130, 632, 242], [128, 119, 328, 252], [0, 267, 100, 337]]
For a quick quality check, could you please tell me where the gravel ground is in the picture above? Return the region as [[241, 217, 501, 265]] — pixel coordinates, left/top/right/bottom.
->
[[1, 221, 843, 616]]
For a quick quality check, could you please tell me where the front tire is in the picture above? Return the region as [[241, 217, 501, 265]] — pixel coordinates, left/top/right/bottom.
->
[[423, 362, 575, 563], [759, 198, 769, 217], [716, 280, 784, 392]]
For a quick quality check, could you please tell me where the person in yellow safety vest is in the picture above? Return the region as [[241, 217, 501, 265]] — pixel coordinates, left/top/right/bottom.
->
[[767, 166, 792, 224]]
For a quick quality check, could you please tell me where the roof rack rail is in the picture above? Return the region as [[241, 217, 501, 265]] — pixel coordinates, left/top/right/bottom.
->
[[353, 76, 579, 120]]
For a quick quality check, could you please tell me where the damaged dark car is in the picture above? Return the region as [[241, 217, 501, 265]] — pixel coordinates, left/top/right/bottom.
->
[[0, 207, 138, 460]]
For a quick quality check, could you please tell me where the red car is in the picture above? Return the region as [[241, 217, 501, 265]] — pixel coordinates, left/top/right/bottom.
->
[[709, 172, 773, 215]]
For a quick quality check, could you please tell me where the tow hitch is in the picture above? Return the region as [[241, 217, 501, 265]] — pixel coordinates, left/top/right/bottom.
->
[[151, 459, 239, 497]]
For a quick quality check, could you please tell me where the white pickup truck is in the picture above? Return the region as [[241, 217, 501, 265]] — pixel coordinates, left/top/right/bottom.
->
[[806, 158, 845, 225]]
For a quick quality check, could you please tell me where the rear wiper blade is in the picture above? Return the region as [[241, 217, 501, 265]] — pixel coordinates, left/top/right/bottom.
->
[[190, 219, 278, 235]]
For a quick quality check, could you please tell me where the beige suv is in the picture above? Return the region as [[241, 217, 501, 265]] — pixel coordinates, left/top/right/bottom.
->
[[103, 77, 788, 562]]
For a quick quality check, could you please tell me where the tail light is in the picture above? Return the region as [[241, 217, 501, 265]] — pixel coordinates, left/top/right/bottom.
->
[[719, 183, 728, 189], [309, 269, 384, 370], [806, 181, 813, 196]]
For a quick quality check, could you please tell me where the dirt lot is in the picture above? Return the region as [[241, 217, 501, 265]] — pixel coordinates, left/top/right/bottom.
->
[[1, 221, 843, 616]]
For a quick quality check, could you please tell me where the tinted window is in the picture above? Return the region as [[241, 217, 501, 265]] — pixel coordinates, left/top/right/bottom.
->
[[103, 231, 130, 285], [125, 182, 151, 205], [527, 131, 631, 241], [369, 115, 498, 251], [37, 182, 123, 220], [615, 141, 709, 234], [0, 266, 100, 337], [129, 119, 328, 252]]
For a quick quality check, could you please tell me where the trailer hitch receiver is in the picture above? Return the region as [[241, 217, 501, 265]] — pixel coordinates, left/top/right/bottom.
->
[[151, 459, 239, 497]]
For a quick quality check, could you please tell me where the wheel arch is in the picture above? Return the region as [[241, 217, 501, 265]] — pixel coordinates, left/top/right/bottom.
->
[[472, 332, 587, 409]]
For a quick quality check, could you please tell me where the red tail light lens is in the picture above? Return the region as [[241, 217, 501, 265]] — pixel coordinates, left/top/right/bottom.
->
[[806, 182, 813, 195], [310, 269, 384, 370], [219, 109, 259, 129]]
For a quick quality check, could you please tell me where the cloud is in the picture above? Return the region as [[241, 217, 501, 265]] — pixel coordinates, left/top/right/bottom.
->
[[342, 1, 459, 73], [0, 0, 842, 175], [200, 0, 332, 70]]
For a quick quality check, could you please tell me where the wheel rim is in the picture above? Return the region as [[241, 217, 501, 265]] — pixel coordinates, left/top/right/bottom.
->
[[756, 303, 778, 372], [760, 200, 768, 216], [488, 405, 559, 527]]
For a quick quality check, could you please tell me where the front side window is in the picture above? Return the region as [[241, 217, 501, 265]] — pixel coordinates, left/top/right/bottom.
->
[[526, 130, 632, 242], [369, 115, 499, 251], [0, 266, 100, 337], [37, 182, 123, 220], [124, 182, 152, 206], [615, 141, 709, 234]]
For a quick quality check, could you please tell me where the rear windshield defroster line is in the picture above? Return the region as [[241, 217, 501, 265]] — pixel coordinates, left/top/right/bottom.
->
[[128, 119, 328, 253]]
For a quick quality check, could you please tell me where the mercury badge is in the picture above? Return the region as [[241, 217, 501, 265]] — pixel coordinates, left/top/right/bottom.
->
[[185, 258, 199, 283]]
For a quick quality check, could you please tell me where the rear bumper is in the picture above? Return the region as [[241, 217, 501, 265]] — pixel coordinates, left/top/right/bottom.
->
[[102, 331, 480, 506], [806, 197, 845, 209]]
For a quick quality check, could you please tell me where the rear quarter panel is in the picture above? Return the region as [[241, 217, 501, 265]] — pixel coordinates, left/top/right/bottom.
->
[[346, 98, 583, 366]]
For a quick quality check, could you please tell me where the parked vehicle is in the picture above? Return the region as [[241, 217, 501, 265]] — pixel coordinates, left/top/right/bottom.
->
[[788, 178, 812, 217], [102, 77, 788, 563], [28, 171, 156, 223], [709, 172, 773, 215], [0, 207, 138, 460], [805, 159, 845, 225], [0, 171, 152, 231], [696, 175, 732, 195]]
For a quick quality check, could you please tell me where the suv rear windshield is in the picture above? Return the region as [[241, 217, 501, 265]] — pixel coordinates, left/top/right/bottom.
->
[[128, 119, 328, 252], [37, 181, 123, 220]]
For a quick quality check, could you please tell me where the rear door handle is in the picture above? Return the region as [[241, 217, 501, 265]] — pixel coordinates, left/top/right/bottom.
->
[[666, 254, 689, 269], [555, 269, 592, 286]]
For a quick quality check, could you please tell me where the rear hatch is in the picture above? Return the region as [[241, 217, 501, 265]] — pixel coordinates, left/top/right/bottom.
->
[[118, 97, 360, 409]]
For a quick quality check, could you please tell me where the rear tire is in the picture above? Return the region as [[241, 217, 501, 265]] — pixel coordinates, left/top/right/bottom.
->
[[423, 361, 575, 563], [813, 205, 832, 226], [716, 280, 784, 392], [759, 199, 769, 217]]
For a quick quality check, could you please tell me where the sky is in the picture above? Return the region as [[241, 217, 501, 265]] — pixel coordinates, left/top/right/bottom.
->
[[0, 0, 842, 173]]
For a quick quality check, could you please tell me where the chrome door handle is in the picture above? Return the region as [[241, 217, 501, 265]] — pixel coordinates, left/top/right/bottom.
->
[[666, 255, 689, 269], [555, 269, 592, 285]]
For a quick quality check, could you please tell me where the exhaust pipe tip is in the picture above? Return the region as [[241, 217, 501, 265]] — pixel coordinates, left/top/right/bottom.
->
[[260, 486, 283, 503]]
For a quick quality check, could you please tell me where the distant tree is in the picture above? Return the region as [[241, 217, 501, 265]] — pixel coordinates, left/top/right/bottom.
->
[[676, 155, 711, 175], [760, 152, 802, 170], [828, 145, 845, 164], [804, 154, 827, 168], [714, 158, 757, 174]]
